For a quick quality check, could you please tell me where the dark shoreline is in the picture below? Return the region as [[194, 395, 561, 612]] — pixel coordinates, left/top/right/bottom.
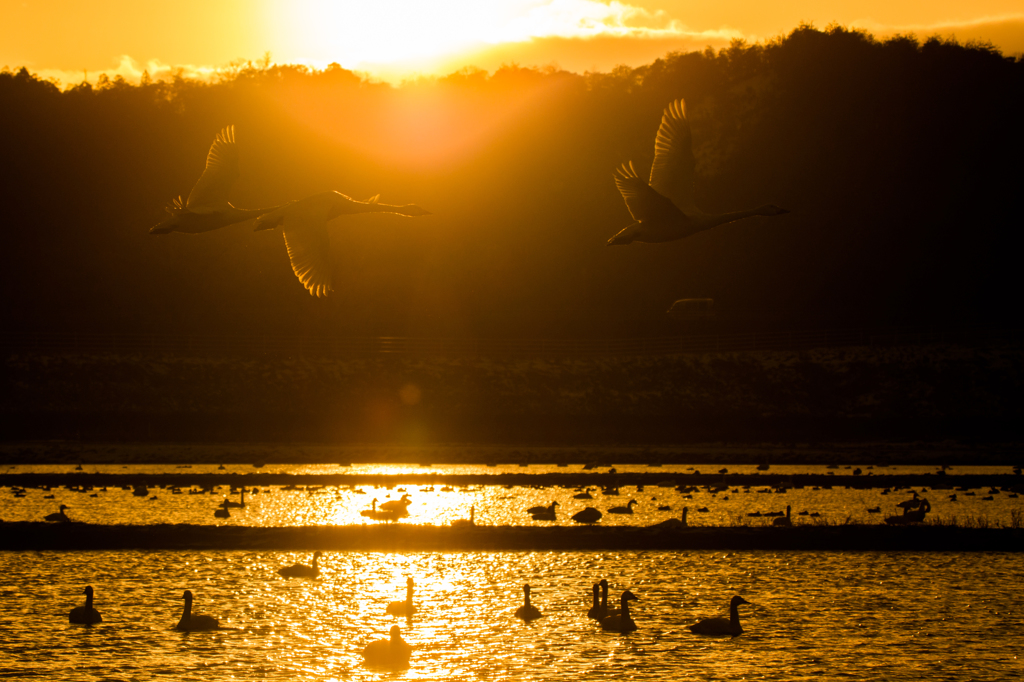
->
[[2, 522, 1020, 552], [3, 472, 1022, 490]]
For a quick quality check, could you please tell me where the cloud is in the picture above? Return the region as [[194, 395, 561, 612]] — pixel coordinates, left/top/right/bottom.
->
[[18, 55, 227, 89]]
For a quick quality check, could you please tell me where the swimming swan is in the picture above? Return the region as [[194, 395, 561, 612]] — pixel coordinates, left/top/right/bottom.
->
[[608, 499, 638, 514], [386, 577, 416, 617], [886, 498, 932, 525], [587, 584, 604, 620], [601, 590, 639, 632], [44, 504, 71, 522], [176, 590, 220, 631], [223, 487, 246, 508], [213, 500, 231, 518], [572, 507, 603, 524], [253, 191, 430, 297], [607, 99, 788, 246], [689, 595, 751, 637], [277, 551, 322, 578], [69, 585, 102, 624], [379, 494, 412, 512], [451, 506, 475, 528], [515, 584, 542, 621], [772, 505, 793, 526], [150, 126, 281, 235], [362, 625, 412, 665]]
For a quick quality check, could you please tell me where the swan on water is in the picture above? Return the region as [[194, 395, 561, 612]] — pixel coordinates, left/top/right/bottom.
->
[[885, 498, 931, 525], [176, 590, 220, 631], [361, 498, 409, 522], [386, 578, 416, 617], [587, 584, 604, 620], [689, 595, 751, 637], [223, 487, 246, 508], [277, 551, 322, 578], [379, 494, 412, 512], [601, 590, 639, 632], [772, 505, 793, 526], [150, 126, 281, 235], [451, 506, 475, 528], [362, 625, 412, 666], [607, 99, 788, 246], [44, 504, 71, 522], [608, 499, 638, 514], [572, 507, 602, 524], [213, 500, 231, 518], [598, 585, 634, 630], [253, 191, 430, 297], [650, 507, 688, 530], [515, 584, 542, 621], [69, 585, 102, 624], [526, 501, 559, 516]]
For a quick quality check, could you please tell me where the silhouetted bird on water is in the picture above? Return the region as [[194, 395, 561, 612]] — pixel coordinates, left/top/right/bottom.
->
[[254, 191, 430, 297], [515, 584, 542, 621], [689, 596, 751, 637], [362, 625, 412, 666], [277, 551, 322, 578], [601, 590, 639, 632], [772, 505, 793, 526], [150, 126, 281, 235], [44, 504, 71, 522], [386, 578, 416, 617], [176, 590, 220, 631], [69, 586, 102, 624], [607, 99, 788, 245]]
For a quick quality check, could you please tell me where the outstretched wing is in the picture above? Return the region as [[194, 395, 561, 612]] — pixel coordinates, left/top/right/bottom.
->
[[614, 161, 678, 222], [186, 126, 239, 211], [278, 193, 337, 298], [648, 99, 698, 215]]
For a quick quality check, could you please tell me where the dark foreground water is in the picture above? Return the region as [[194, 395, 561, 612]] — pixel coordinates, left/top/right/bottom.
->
[[1, 550, 1021, 681]]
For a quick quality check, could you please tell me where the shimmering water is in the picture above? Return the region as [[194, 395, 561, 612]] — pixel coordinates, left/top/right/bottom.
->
[[2, 550, 1021, 681], [3, 463, 1021, 527]]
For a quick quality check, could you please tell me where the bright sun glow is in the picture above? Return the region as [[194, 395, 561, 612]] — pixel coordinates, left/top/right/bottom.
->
[[272, 0, 682, 69]]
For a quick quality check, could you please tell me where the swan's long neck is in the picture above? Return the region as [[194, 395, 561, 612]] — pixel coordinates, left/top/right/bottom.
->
[[312, 554, 319, 569], [682, 508, 688, 524], [620, 596, 631, 620], [85, 590, 93, 610], [730, 602, 740, 629], [600, 583, 608, 609], [524, 589, 531, 608], [406, 585, 414, 604], [182, 598, 192, 620], [592, 586, 600, 609], [703, 206, 776, 230]]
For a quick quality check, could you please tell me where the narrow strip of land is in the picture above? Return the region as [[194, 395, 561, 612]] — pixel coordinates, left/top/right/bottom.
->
[[3, 523, 1020, 552]]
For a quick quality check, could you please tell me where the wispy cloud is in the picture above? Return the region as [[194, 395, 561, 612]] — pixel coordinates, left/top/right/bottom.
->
[[850, 13, 1024, 52]]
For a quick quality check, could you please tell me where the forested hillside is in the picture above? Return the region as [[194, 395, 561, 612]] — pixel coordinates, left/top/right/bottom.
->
[[2, 26, 1021, 339]]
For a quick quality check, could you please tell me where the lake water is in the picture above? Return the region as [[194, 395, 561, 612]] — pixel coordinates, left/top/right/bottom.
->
[[3, 463, 1021, 527], [1, 549, 1021, 681]]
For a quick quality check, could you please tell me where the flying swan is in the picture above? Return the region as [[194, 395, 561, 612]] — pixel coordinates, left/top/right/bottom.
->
[[608, 99, 788, 245], [150, 126, 280, 235], [253, 191, 430, 297]]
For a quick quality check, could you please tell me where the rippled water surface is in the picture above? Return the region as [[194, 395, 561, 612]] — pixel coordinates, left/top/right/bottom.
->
[[2, 550, 1021, 681], [4, 464, 1022, 527]]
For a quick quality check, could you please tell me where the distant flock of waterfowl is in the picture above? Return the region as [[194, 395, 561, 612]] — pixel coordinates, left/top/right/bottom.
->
[[149, 98, 789, 298], [65, 561, 752, 667], [25, 478, 1016, 528]]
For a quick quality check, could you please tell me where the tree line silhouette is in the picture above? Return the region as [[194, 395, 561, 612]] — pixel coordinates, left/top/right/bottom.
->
[[1, 25, 1021, 340]]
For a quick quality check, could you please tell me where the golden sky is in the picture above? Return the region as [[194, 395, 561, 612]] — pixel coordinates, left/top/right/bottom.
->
[[2, 0, 1022, 84]]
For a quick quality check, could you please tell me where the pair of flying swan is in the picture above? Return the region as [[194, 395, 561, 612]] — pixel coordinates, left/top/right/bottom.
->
[[151, 101, 787, 296]]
